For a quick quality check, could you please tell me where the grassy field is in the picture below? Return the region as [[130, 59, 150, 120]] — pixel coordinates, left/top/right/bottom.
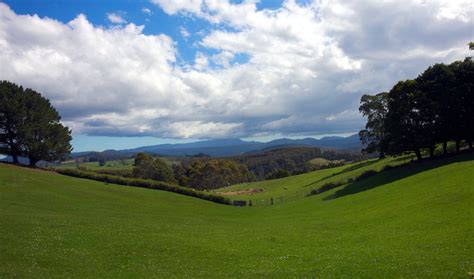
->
[[1, 152, 473, 277], [214, 154, 416, 203]]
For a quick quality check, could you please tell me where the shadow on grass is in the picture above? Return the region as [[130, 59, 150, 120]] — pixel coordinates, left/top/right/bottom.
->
[[303, 159, 381, 188], [323, 151, 474, 201]]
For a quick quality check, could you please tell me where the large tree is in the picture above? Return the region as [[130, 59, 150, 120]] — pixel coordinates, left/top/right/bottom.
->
[[385, 80, 428, 161], [450, 58, 474, 150], [133, 152, 175, 183], [0, 81, 24, 163], [358, 92, 388, 158], [416, 63, 454, 155], [0, 81, 72, 166]]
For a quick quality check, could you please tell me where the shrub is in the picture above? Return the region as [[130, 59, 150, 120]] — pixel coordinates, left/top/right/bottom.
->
[[56, 168, 232, 205], [94, 169, 133, 178]]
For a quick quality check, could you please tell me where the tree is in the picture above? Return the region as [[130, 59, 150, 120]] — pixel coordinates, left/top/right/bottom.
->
[[385, 80, 427, 160], [450, 58, 474, 150], [98, 159, 106, 167], [0, 81, 72, 166], [20, 88, 72, 166], [0, 81, 24, 163], [358, 92, 388, 158], [132, 152, 175, 183], [416, 63, 454, 155]]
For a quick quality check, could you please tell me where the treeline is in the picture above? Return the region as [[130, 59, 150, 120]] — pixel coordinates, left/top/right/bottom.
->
[[231, 147, 365, 180], [127, 153, 254, 190], [359, 57, 473, 160], [113, 147, 364, 190]]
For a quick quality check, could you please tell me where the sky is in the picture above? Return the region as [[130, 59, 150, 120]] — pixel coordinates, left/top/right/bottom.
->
[[0, 0, 472, 152]]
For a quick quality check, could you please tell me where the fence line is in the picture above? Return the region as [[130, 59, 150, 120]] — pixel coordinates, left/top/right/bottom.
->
[[241, 187, 315, 207]]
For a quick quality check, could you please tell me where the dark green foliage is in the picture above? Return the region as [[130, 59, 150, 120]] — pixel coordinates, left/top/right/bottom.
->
[[268, 169, 291, 179], [94, 169, 133, 178], [358, 92, 388, 158], [56, 168, 232, 205], [178, 159, 255, 190], [98, 159, 106, 167], [231, 147, 364, 180], [361, 58, 473, 160], [0, 81, 72, 166], [0, 81, 23, 163], [132, 152, 175, 183]]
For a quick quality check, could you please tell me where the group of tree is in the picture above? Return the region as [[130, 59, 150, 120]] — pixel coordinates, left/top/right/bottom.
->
[[173, 159, 255, 190], [130, 152, 255, 190], [0, 81, 72, 166], [231, 147, 365, 180], [132, 152, 175, 183], [359, 57, 473, 160]]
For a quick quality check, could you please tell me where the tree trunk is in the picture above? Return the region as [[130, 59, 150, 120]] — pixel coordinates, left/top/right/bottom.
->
[[28, 157, 38, 167], [12, 154, 19, 164], [414, 148, 422, 161], [379, 151, 385, 159], [456, 140, 460, 153], [442, 141, 447, 155], [429, 146, 434, 158]]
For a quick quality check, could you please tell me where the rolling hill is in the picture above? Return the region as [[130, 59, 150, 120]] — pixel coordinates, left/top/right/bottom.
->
[[1, 152, 473, 277]]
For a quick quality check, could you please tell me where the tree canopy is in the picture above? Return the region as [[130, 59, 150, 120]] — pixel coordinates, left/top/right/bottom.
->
[[0, 81, 72, 166], [359, 57, 473, 160]]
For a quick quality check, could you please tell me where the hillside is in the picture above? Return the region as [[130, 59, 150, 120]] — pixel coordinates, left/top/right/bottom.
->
[[1, 153, 473, 277]]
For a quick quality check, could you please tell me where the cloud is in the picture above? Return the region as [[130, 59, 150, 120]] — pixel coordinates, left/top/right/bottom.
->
[[0, 1, 472, 139], [142, 7, 153, 15], [179, 26, 190, 38], [106, 12, 126, 24]]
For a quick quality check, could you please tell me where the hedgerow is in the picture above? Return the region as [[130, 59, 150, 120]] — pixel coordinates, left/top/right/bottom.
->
[[56, 168, 232, 205]]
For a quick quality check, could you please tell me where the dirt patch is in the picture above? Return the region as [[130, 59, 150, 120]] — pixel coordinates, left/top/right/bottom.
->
[[217, 188, 264, 196]]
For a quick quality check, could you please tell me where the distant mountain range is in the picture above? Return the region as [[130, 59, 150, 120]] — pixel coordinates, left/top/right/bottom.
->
[[72, 134, 362, 158]]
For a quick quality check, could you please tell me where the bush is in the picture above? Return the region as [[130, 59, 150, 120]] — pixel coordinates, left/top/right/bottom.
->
[[94, 169, 133, 178], [56, 168, 232, 205]]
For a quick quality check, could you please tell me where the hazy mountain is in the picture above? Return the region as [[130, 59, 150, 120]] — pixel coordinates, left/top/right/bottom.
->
[[71, 134, 361, 158]]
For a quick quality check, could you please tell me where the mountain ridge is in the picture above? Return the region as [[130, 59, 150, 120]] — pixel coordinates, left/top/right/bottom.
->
[[71, 134, 361, 158]]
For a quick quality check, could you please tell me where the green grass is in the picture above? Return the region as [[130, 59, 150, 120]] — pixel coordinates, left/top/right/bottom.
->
[[1, 152, 473, 278], [214, 154, 415, 203]]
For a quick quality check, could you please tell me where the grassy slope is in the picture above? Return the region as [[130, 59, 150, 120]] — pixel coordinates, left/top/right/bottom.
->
[[1, 153, 473, 278], [214, 155, 415, 202]]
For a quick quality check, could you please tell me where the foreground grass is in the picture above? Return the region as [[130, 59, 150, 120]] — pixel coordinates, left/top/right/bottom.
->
[[1, 153, 473, 278]]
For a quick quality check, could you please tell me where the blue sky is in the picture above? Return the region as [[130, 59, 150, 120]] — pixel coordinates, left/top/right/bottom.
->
[[1, 0, 471, 152]]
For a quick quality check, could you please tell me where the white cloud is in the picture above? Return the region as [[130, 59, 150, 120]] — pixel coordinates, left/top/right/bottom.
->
[[179, 26, 190, 38], [142, 7, 153, 15], [107, 12, 126, 24], [1, 1, 472, 139]]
